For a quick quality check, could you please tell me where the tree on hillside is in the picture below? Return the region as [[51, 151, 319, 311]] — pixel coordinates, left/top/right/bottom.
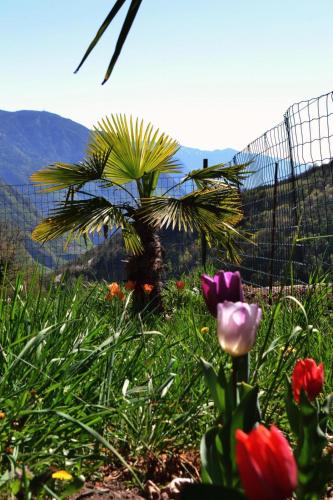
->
[[31, 115, 247, 310]]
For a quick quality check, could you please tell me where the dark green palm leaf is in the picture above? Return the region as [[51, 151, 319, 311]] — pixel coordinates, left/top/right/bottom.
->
[[74, 0, 143, 84], [30, 149, 111, 192], [31, 197, 142, 254], [140, 186, 242, 233], [182, 162, 251, 190]]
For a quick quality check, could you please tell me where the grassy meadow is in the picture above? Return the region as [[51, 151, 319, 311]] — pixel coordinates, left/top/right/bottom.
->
[[0, 269, 332, 496]]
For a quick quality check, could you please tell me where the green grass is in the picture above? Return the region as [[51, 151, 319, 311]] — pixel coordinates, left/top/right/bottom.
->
[[0, 269, 332, 493]]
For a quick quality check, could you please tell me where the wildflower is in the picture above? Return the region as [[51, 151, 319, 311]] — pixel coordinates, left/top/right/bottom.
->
[[236, 425, 297, 500], [143, 284, 154, 294], [217, 301, 261, 357], [52, 470, 73, 481], [291, 358, 324, 403], [176, 280, 185, 290], [0, 412, 5, 419], [201, 270, 244, 317], [200, 326, 209, 334], [125, 280, 136, 291], [105, 282, 124, 301], [280, 346, 296, 357], [108, 282, 121, 296]]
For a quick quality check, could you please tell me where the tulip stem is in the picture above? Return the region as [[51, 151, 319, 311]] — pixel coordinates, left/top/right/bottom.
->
[[232, 354, 249, 404]]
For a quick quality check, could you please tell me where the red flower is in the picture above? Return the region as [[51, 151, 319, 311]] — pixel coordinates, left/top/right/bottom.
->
[[108, 282, 121, 296], [125, 280, 136, 291], [291, 358, 324, 403], [105, 282, 125, 301], [143, 284, 154, 294], [236, 425, 297, 500], [175, 280, 185, 290]]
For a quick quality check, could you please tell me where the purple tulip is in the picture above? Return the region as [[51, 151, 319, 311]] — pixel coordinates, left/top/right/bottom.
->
[[201, 271, 244, 317], [217, 301, 262, 357]]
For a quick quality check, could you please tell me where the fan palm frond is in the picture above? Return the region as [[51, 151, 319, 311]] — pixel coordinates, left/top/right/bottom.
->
[[88, 115, 181, 184], [182, 162, 251, 190], [140, 186, 243, 234], [30, 149, 111, 192], [31, 197, 143, 254]]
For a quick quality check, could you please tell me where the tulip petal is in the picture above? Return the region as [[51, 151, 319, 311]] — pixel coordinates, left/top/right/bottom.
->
[[236, 426, 297, 500], [201, 274, 218, 316], [236, 429, 272, 500], [217, 302, 261, 357]]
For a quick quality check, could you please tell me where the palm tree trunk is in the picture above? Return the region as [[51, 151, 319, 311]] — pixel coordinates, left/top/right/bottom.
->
[[126, 219, 165, 312]]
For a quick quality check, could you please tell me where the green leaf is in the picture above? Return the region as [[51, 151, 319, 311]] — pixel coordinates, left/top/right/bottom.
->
[[74, 0, 126, 75], [285, 379, 301, 437], [60, 476, 85, 498], [74, 0, 143, 84], [321, 393, 333, 417], [140, 185, 242, 234], [217, 363, 233, 419], [55, 410, 143, 487], [297, 391, 326, 469], [89, 115, 181, 185], [200, 358, 225, 414], [30, 149, 111, 192], [31, 197, 143, 254], [200, 427, 225, 485], [101, 0, 143, 84], [183, 162, 251, 190]]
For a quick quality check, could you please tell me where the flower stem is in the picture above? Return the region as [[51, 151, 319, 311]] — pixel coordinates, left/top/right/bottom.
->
[[232, 354, 249, 404]]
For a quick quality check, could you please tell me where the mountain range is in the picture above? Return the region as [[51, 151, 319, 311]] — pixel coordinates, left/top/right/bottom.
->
[[0, 109, 238, 185]]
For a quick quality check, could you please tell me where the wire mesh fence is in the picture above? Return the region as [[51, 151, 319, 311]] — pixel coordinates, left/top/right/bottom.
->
[[1, 90, 333, 287], [224, 90, 333, 288], [0, 177, 203, 282]]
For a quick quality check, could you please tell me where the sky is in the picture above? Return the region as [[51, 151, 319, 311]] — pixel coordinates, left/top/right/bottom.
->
[[1, 0, 333, 150]]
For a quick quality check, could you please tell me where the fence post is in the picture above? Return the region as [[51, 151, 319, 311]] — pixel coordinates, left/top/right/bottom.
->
[[201, 158, 208, 269], [268, 161, 279, 303], [284, 110, 298, 224], [284, 110, 302, 275]]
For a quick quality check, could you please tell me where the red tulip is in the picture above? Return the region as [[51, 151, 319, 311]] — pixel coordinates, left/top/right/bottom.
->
[[176, 280, 185, 290], [236, 425, 297, 500], [201, 270, 244, 317], [291, 358, 324, 403]]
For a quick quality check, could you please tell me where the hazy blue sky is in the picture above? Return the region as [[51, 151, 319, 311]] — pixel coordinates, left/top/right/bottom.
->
[[1, 1, 332, 149]]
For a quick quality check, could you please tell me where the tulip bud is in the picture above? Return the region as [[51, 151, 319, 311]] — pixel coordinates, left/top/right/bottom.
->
[[217, 301, 261, 357], [236, 425, 297, 500], [201, 271, 244, 317], [291, 358, 324, 403]]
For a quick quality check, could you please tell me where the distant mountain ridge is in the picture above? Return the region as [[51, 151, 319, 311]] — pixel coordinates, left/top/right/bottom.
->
[[0, 110, 90, 185], [0, 109, 238, 185]]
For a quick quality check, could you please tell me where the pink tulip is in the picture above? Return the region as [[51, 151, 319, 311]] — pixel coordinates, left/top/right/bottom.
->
[[217, 301, 261, 356], [201, 271, 244, 317]]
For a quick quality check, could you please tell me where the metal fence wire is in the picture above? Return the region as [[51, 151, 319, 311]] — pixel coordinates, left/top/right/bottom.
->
[[225, 90, 333, 287], [0, 90, 333, 287]]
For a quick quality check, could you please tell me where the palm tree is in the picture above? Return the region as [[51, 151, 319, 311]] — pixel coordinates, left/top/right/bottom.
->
[[31, 114, 247, 310]]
